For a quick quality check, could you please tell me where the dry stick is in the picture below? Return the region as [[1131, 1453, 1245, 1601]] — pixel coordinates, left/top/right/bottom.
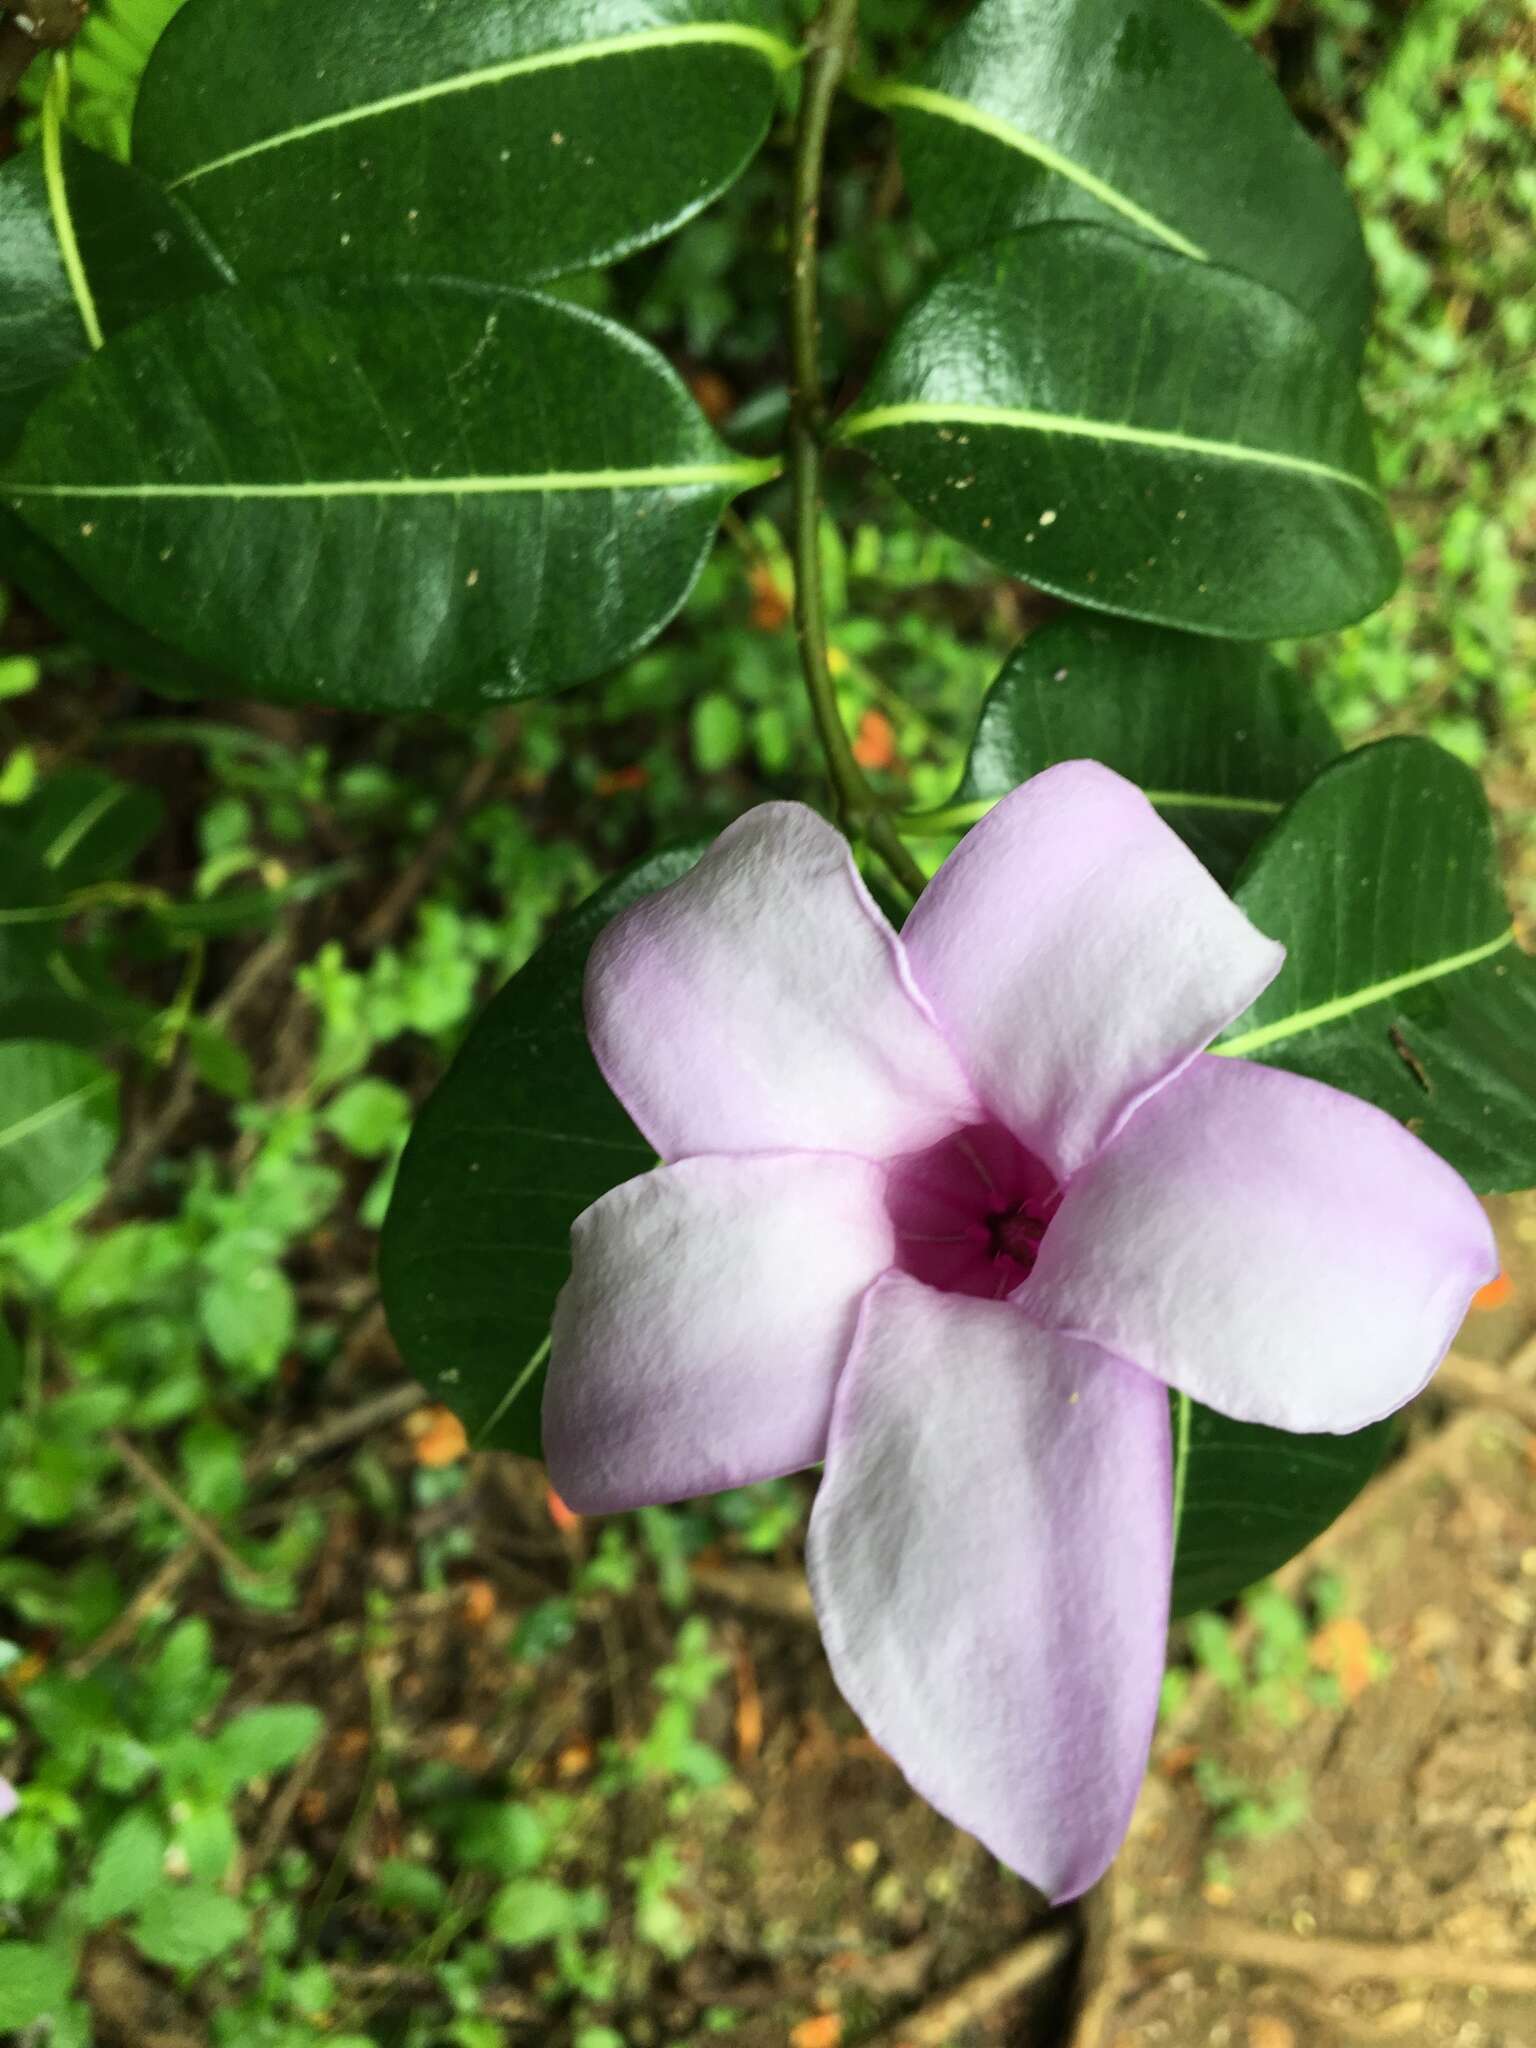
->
[[106, 1429, 267, 1587], [857, 1924, 1074, 2048], [1125, 1912, 1536, 1997], [355, 709, 521, 952], [109, 925, 298, 1203], [69, 1547, 196, 1678], [72, 1375, 426, 1674], [1436, 1349, 1536, 1431]]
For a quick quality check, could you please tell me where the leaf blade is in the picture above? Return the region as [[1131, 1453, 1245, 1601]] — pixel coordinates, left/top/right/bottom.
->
[[2, 280, 771, 709], [871, 0, 1371, 360], [840, 225, 1397, 642], [136, 0, 795, 285], [1219, 737, 1536, 1192], [380, 845, 707, 1456]]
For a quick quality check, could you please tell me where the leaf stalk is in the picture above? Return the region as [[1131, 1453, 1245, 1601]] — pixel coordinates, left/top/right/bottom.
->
[[787, 0, 927, 900]]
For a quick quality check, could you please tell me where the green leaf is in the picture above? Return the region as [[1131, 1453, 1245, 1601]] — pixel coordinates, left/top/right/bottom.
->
[[488, 1877, 607, 1948], [1219, 737, 1536, 1192], [209, 1703, 322, 1785], [864, 0, 1370, 361], [839, 224, 1397, 642], [0, 1942, 75, 2029], [136, 0, 795, 287], [3, 278, 775, 710], [922, 615, 1338, 885], [1170, 1394, 1391, 1617], [0, 136, 225, 451], [81, 1809, 169, 1926], [130, 1883, 250, 1970], [200, 1259, 295, 1378], [0, 1042, 118, 1234], [371, 1858, 451, 1918], [322, 1078, 410, 1159], [10, 768, 164, 886], [381, 844, 706, 1457]]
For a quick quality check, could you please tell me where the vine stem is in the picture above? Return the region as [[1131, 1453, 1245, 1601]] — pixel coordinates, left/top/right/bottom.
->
[[788, 0, 928, 901]]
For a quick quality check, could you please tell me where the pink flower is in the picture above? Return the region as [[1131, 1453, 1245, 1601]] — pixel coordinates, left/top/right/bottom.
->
[[544, 763, 1494, 1900]]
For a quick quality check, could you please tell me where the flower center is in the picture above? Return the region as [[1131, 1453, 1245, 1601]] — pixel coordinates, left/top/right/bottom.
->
[[885, 1122, 1061, 1301]]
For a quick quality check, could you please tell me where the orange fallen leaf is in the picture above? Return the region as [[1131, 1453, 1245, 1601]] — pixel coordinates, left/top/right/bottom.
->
[[688, 369, 736, 425], [411, 1405, 468, 1468], [461, 1578, 497, 1627], [556, 1737, 594, 1779], [749, 563, 791, 633], [1311, 1615, 1375, 1701], [1472, 1269, 1514, 1311], [732, 1637, 763, 1765], [851, 708, 896, 771], [790, 2017, 842, 2048], [547, 1486, 582, 1534]]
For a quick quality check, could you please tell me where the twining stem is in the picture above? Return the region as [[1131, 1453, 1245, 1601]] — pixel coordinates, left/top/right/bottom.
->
[[787, 0, 928, 900], [41, 52, 104, 350]]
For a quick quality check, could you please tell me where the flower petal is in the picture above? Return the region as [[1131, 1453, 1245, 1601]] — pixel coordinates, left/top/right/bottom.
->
[[1027, 1055, 1498, 1433], [545, 1152, 893, 1513], [901, 762, 1284, 1177], [586, 803, 977, 1161], [807, 1272, 1172, 1902]]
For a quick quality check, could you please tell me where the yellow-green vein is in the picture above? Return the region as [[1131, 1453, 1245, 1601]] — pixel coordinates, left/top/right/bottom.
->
[[899, 788, 1285, 836], [841, 402, 1376, 498], [0, 1073, 114, 1156], [473, 1333, 551, 1449], [1216, 928, 1517, 1058], [167, 25, 801, 190], [852, 77, 1205, 262], [42, 55, 103, 353], [6, 458, 782, 503]]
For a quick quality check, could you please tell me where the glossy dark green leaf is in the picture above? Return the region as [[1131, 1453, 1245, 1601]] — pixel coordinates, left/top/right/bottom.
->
[[0, 136, 225, 451], [1219, 737, 1536, 1193], [916, 614, 1337, 885], [865, 0, 1371, 361], [1, 280, 775, 710], [135, 0, 795, 287], [381, 844, 707, 1456], [0, 508, 229, 703], [839, 225, 1398, 642], [0, 1040, 118, 1234], [1170, 1396, 1391, 1616], [10, 770, 165, 887]]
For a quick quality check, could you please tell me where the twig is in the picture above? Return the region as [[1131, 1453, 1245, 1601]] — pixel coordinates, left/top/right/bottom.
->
[[356, 709, 521, 951], [691, 1559, 816, 1624], [68, 1548, 199, 1677], [246, 1373, 419, 1483], [72, 1377, 423, 1672], [328, 1965, 537, 2024], [108, 925, 298, 1203], [107, 1430, 267, 1587], [857, 1925, 1074, 2047], [1126, 1911, 1536, 1995], [787, 0, 927, 900], [1436, 1350, 1536, 1432]]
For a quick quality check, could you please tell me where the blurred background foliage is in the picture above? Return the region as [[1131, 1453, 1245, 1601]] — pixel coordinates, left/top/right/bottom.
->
[[0, 0, 1531, 2042]]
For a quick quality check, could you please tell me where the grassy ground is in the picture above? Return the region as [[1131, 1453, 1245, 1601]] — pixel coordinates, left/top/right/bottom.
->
[[0, 1, 1531, 2043]]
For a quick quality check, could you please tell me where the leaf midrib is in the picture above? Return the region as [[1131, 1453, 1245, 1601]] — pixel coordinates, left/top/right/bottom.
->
[[841, 402, 1376, 497], [856, 77, 1206, 263], [1215, 927, 1518, 1058], [163, 24, 800, 190], [5, 459, 781, 502], [0, 1071, 112, 1156]]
